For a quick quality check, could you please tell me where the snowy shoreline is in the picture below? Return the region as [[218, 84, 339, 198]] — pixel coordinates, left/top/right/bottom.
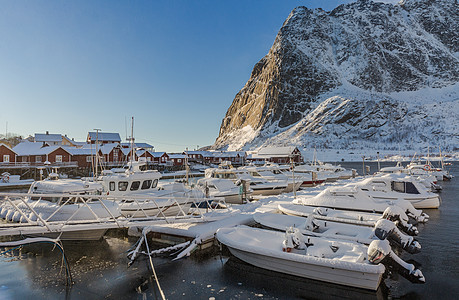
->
[[300, 148, 459, 163]]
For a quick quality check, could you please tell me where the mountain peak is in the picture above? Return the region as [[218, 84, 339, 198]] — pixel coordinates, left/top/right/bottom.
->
[[213, 0, 458, 151]]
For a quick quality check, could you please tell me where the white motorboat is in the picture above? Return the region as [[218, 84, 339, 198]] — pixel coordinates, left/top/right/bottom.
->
[[216, 226, 425, 291], [293, 182, 429, 223], [356, 174, 440, 209], [23, 160, 207, 218], [239, 164, 302, 193], [196, 177, 252, 204], [0, 195, 120, 223], [0, 172, 34, 190], [205, 166, 288, 196], [377, 166, 442, 192], [278, 203, 421, 236], [253, 212, 421, 254]]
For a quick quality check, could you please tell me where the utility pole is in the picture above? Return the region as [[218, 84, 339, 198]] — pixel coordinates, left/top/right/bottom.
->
[[377, 152, 380, 171]]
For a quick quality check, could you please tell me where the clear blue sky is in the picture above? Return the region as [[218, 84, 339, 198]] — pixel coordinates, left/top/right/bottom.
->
[[1, 0, 381, 152]]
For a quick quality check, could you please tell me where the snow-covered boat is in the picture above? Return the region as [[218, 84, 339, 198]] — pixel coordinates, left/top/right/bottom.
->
[[355, 173, 440, 209], [239, 164, 303, 193], [377, 166, 442, 192], [205, 166, 288, 196], [0, 194, 120, 223], [0, 172, 34, 190], [22, 160, 207, 218], [278, 203, 420, 236], [196, 177, 252, 204], [253, 212, 421, 254], [216, 226, 425, 291]]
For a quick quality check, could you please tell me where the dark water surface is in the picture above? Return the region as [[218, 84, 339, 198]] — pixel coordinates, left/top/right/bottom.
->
[[0, 162, 458, 299]]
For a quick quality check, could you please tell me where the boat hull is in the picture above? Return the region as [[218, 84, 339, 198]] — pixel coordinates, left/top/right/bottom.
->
[[226, 246, 383, 291]]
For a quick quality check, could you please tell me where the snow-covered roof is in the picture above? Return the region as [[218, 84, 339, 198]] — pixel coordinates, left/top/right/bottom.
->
[[120, 142, 154, 149], [136, 149, 146, 157], [65, 147, 95, 156], [210, 151, 244, 158], [13, 142, 70, 156], [121, 148, 132, 155], [257, 146, 298, 156], [185, 151, 212, 156], [149, 152, 168, 157], [34, 133, 62, 142], [99, 143, 119, 155], [87, 132, 121, 142]]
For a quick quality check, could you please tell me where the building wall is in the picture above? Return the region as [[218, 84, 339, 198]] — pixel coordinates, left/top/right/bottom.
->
[[0, 145, 16, 163], [48, 148, 71, 163]]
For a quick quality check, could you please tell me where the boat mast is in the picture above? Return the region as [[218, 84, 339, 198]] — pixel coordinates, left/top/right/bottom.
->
[[129, 117, 134, 168], [93, 128, 101, 179]]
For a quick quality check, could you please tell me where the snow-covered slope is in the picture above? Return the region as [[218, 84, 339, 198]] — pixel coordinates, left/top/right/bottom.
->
[[213, 0, 459, 151]]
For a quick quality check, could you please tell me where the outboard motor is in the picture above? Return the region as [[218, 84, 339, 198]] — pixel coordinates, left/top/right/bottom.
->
[[303, 214, 319, 232], [283, 227, 306, 252], [374, 219, 421, 254], [313, 207, 329, 216], [368, 240, 425, 284], [382, 206, 419, 236]]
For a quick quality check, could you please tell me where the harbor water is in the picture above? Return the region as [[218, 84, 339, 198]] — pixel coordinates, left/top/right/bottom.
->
[[0, 162, 458, 299]]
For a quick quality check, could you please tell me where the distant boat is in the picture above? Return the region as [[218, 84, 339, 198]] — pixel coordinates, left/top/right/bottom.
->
[[0, 172, 34, 190]]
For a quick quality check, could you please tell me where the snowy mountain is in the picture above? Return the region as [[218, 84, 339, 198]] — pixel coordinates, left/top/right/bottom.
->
[[213, 0, 459, 152]]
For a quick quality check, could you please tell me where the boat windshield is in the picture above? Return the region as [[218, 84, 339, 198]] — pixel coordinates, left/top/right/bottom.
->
[[391, 181, 420, 194]]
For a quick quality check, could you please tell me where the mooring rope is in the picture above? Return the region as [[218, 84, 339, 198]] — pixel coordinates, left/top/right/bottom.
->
[[143, 231, 166, 300]]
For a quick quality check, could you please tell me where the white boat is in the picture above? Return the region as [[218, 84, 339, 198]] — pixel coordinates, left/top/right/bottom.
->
[[356, 173, 440, 209], [205, 166, 288, 196], [196, 177, 252, 204], [278, 203, 421, 236], [239, 164, 302, 193], [0, 195, 120, 223], [216, 226, 425, 291], [377, 166, 442, 192], [253, 212, 421, 253], [24, 160, 206, 218], [0, 172, 34, 190]]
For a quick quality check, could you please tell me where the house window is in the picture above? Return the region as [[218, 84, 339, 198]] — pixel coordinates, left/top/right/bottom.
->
[[177, 159, 182, 163], [36, 156, 42, 163], [130, 181, 140, 191], [113, 152, 118, 162], [147, 157, 151, 162], [56, 155, 63, 163], [22, 157, 27, 162], [3, 155, 9, 163], [86, 156, 92, 163], [109, 182, 115, 191]]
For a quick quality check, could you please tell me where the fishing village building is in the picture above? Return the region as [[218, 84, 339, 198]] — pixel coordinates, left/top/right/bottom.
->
[[0, 143, 17, 165]]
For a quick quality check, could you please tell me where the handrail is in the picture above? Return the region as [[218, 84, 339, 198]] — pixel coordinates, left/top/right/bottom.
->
[[0, 192, 226, 237]]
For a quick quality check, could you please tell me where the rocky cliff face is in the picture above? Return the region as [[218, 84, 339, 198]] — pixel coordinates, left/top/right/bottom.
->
[[214, 0, 459, 151]]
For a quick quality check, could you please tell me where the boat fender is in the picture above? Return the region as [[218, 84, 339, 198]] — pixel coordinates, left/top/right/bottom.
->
[[374, 219, 421, 254]]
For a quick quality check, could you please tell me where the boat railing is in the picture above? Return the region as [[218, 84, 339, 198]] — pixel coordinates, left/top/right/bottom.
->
[[0, 192, 227, 238]]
